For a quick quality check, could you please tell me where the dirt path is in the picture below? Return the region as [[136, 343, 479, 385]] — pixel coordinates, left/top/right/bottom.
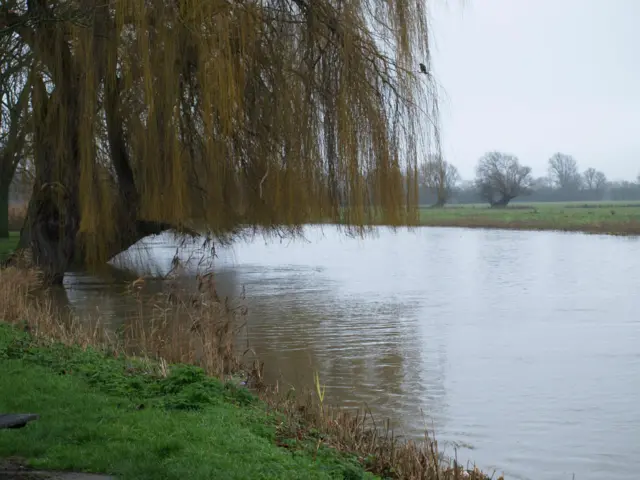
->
[[0, 459, 114, 479]]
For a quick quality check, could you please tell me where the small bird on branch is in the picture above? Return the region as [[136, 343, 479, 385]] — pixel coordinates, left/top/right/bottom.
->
[[419, 63, 428, 75]]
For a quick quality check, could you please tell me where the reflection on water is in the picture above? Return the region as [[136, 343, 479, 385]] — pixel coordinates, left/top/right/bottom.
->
[[60, 226, 640, 480]]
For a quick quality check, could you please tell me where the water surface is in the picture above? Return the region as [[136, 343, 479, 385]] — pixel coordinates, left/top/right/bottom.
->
[[61, 226, 640, 480]]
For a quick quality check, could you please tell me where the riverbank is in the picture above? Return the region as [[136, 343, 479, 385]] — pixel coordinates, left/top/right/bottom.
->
[[5, 202, 640, 248], [418, 202, 640, 236], [0, 267, 495, 480], [0, 323, 374, 480]]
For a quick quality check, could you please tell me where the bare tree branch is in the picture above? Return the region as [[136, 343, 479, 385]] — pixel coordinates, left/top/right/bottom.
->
[[475, 151, 533, 207]]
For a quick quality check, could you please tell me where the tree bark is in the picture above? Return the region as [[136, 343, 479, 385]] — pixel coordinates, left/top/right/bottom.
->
[[0, 182, 9, 238], [15, 155, 80, 285], [434, 188, 448, 207], [8, 69, 81, 284], [3, 5, 202, 280], [3, 3, 85, 284], [17, 185, 79, 284]]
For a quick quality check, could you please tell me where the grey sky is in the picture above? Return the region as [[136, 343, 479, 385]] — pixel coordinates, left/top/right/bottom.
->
[[430, 0, 640, 182]]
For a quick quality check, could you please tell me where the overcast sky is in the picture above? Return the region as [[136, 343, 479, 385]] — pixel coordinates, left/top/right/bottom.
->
[[429, 0, 640, 182]]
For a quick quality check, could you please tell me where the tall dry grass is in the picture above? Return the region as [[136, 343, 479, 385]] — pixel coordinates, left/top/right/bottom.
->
[[0, 264, 245, 377], [0, 267, 108, 348], [0, 265, 499, 480], [121, 271, 247, 377]]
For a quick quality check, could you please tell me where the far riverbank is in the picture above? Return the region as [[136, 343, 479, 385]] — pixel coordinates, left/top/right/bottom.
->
[[415, 202, 640, 236]]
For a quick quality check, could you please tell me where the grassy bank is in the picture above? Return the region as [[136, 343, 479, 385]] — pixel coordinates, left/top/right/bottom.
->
[[6, 200, 640, 245], [0, 267, 496, 480], [0, 323, 372, 480], [418, 201, 640, 235], [0, 232, 18, 262]]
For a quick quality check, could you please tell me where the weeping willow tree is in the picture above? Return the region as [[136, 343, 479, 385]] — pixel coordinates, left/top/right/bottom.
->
[[0, 0, 439, 284]]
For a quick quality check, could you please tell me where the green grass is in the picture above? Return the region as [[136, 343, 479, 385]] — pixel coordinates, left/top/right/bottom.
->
[[0, 232, 18, 262], [417, 202, 640, 235], [0, 323, 373, 480]]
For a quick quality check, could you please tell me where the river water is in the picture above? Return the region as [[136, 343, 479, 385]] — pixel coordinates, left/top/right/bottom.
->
[[60, 226, 640, 480]]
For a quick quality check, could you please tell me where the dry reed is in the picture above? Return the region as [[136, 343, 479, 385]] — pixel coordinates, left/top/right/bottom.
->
[[0, 266, 112, 348], [120, 271, 246, 378], [0, 265, 499, 480]]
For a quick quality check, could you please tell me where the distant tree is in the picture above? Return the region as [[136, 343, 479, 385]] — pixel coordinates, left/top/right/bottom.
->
[[461, 167, 640, 204], [583, 168, 607, 192], [548, 153, 582, 190], [608, 180, 640, 201], [474, 151, 533, 207], [532, 176, 552, 189], [582, 168, 596, 190], [594, 172, 607, 192], [447, 180, 477, 204], [419, 156, 460, 207]]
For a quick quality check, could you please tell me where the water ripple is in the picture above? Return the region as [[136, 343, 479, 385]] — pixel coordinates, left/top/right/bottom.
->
[[60, 227, 640, 480]]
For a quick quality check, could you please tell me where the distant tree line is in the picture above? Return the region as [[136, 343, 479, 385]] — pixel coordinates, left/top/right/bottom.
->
[[419, 151, 640, 206]]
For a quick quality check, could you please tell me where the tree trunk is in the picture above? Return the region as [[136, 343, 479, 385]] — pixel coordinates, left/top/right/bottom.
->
[[3, 6, 196, 281], [0, 182, 9, 238], [490, 196, 513, 208], [15, 184, 80, 284], [70, 220, 188, 270], [7, 72, 81, 285], [434, 189, 447, 208]]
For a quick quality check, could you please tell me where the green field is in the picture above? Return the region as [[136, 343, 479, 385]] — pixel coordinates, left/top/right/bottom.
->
[[418, 201, 640, 235], [0, 323, 372, 480], [0, 232, 18, 262]]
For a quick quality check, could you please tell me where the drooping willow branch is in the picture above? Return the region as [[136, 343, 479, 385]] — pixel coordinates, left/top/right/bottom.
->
[[0, 0, 439, 272]]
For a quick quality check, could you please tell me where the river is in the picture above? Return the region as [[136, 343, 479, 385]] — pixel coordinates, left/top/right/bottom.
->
[[60, 226, 640, 480]]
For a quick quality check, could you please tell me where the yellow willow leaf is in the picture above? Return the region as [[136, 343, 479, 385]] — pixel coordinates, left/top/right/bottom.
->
[[9, 0, 439, 268]]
